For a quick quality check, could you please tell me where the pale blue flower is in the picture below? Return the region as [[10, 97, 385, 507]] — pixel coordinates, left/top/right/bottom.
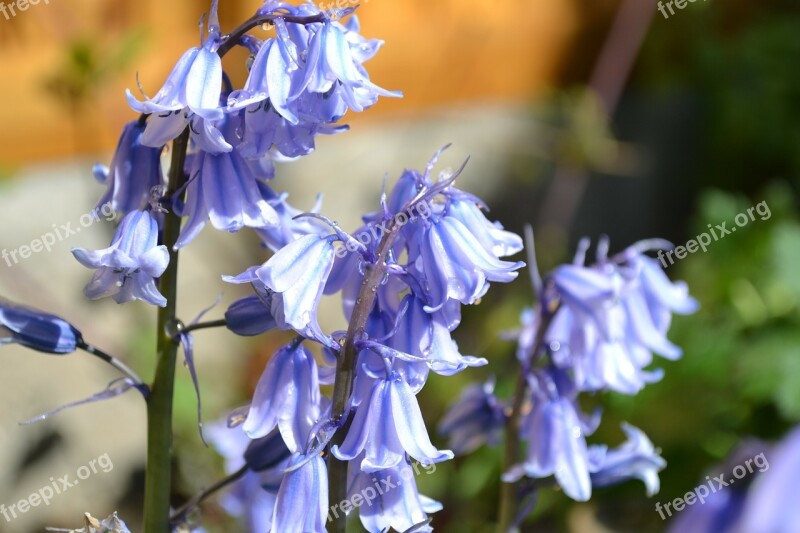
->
[[95, 120, 164, 214], [504, 368, 599, 502], [72, 210, 169, 307], [331, 371, 454, 472], [243, 340, 321, 453], [271, 452, 329, 533], [225, 234, 336, 346], [353, 462, 442, 533], [589, 423, 665, 496]]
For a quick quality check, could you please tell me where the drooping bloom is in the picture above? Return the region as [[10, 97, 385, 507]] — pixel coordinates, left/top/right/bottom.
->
[[439, 379, 506, 456], [126, 12, 223, 122], [588, 423, 665, 496], [546, 240, 698, 395], [271, 452, 329, 533], [243, 340, 321, 453], [504, 368, 600, 502], [420, 215, 524, 311], [0, 300, 82, 354], [352, 462, 442, 533], [300, 18, 401, 114], [72, 210, 169, 307], [95, 120, 164, 214], [175, 146, 279, 249], [225, 234, 336, 346], [332, 371, 454, 472]]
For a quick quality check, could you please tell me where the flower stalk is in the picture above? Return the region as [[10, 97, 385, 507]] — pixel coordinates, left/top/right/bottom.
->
[[327, 219, 402, 533], [143, 127, 190, 533], [497, 303, 558, 533]]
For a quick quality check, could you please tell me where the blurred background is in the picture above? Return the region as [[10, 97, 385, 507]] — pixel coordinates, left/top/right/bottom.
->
[[0, 0, 798, 531]]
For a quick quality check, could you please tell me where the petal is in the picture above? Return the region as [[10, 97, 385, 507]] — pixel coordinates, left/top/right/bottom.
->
[[389, 376, 454, 465], [184, 48, 223, 117]]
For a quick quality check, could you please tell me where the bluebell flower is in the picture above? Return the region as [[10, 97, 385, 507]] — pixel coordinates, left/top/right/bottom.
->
[[126, 1, 223, 122], [299, 19, 401, 114], [243, 340, 321, 453], [224, 294, 277, 337], [447, 197, 524, 257], [237, 99, 347, 160], [0, 300, 82, 355], [438, 379, 506, 455], [547, 304, 664, 395], [385, 294, 485, 379], [225, 234, 336, 346], [175, 146, 280, 249], [331, 371, 453, 472], [95, 120, 164, 214], [271, 452, 329, 533], [420, 216, 523, 311], [72, 210, 169, 307], [504, 368, 599, 502], [588, 423, 665, 496], [228, 23, 302, 123], [352, 462, 442, 533], [546, 241, 698, 394]]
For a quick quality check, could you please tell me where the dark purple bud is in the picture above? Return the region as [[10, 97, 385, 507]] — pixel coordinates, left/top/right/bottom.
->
[[224, 295, 277, 336], [244, 428, 292, 472], [0, 299, 81, 355]]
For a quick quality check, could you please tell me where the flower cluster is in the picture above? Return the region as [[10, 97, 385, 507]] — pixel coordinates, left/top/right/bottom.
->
[[67, 0, 524, 529], [74, 0, 399, 301], [4, 0, 707, 531], [217, 148, 524, 531], [442, 237, 698, 510]]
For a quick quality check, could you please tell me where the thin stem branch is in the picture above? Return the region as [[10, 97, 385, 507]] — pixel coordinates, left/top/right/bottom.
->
[[77, 341, 147, 392], [170, 465, 249, 527], [182, 319, 227, 334], [497, 303, 559, 533], [143, 127, 190, 533], [327, 219, 403, 533], [217, 12, 326, 57]]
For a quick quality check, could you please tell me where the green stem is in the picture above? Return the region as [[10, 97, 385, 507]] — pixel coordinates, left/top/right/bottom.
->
[[327, 221, 402, 533], [497, 304, 558, 533], [143, 128, 190, 533]]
